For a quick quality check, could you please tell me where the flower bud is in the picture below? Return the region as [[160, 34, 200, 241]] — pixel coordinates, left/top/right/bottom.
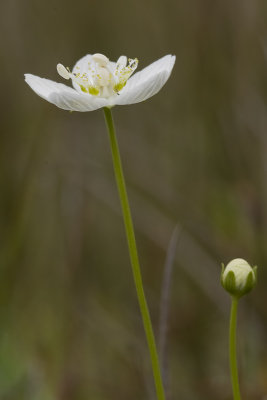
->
[[221, 258, 257, 298]]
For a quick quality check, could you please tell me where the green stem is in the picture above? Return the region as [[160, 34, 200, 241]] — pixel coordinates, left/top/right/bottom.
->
[[229, 297, 241, 400], [103, 107, 165, 400]]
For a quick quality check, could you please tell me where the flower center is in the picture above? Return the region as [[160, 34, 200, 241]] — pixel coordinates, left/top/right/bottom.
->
[[57, 53, 138, 98]]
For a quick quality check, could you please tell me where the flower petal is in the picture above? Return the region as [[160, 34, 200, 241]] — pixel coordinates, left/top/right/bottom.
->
[[25, 73, 76, 99], [48, 90, 108, 112], [72, 54, 93, 74], [25, 74, 108, 111], [115, 55, 176, 105]]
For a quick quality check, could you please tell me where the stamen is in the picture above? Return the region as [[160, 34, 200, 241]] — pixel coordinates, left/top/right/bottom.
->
[[128, 58, 138, 71], [97, 67, 110, 86], [57, 63, 70, 80], [116, 55, 127, 69], [113, 58, 138, 93], [92, 53, 109, 67]]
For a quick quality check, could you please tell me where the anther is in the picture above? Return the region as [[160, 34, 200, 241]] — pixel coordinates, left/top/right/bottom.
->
[[92, 53, 109, 67], [57, 64, 70, 80]]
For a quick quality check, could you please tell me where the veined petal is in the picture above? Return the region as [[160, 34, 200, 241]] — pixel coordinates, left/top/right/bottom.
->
[[25, 74, 75, 100], [115, 55, 176, 105], [72, 54, 93, 74], [25, 74, 108, 111], [71, 54, 93, 93], [48, 91, 109, 112]]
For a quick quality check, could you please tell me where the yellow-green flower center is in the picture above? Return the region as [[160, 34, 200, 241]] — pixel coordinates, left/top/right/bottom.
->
[[57, 53, 138, 99]]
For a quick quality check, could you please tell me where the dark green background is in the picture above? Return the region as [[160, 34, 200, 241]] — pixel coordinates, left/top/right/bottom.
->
[[0, 0, 267, 399]]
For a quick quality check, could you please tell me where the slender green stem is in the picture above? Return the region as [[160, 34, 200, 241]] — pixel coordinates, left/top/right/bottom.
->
[[229, 297, 241, 400], [103, 107, 165, 400]]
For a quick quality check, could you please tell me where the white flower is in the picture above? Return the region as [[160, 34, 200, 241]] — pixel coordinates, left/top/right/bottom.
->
[[25, 53, 176, 112]]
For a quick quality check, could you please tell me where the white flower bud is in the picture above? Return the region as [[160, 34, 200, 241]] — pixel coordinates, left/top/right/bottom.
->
[[221, 258, 257, 298]]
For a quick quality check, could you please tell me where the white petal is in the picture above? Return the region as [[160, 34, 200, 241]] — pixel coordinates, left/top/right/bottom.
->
[[72, 54, 93, 73], [48, 91, 109, 112], [25, 74, 108, 112], [106, 61, 117, 75], [115, 55, 176, 105], [71, 54, 93, 93], [25, 73, 74, 99]]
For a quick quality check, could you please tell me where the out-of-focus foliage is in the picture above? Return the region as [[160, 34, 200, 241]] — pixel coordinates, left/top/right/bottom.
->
[[0, 0, 267, 399]]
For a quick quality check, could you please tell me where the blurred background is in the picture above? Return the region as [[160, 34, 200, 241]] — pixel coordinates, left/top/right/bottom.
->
[[0, 0, 267, 399]]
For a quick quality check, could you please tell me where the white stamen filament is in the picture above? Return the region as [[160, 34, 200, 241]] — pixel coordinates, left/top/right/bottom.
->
[[97, 67, 110, 87]]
